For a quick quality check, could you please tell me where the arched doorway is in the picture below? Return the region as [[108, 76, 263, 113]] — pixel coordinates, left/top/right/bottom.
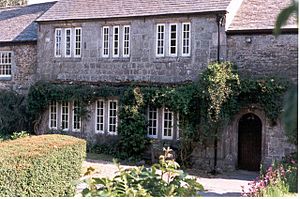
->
[[238, 113, 262, 171]]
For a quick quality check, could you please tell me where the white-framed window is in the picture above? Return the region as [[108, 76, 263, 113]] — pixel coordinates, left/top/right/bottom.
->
[[147, 106, 158, 138], [182, 22, 191, 56], [0, 51, 12, 77], [156, 24, 165, 57], [108, 100, 118, 135], [95, 100, 105, 133], [169, 23, 177, 56], [74, 27, 82, 57], [102, 26, 109, 57], [176, 113, 181, 140], [113, 26, 119, 57], [54, 28, 62, 57], [61, 102, 69, 131], [162, 107, 174, 140], [49, 101, 58, 129], [123, 25, 130, 57], [65, 28, 72, 57], [73, 101, 81, 131]]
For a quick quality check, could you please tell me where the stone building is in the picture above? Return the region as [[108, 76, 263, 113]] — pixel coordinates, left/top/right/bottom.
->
[[0, 0, 297, 171], [0, 2, 54, 93]]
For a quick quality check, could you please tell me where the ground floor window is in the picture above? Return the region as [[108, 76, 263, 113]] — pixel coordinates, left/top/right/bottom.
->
[[147, 106, 179, 140], [48, 101, 82, 132]]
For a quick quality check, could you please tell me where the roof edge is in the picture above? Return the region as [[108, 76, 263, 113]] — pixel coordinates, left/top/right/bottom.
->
[[36, 9, 227, 22], [226, 28, 298, 35]]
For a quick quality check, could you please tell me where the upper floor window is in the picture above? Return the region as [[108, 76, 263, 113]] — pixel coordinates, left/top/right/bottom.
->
[[0, 52, 12, 78], [147, 106, 158, 138], [113, 26, 119, 57], [55, 27, 82, 58], [155, 22, 191, 57], [102, 26, 109, 57], [55, 29, 62, 57], [156, 24, 165, 56], [182, 23, 191, 56], [169, 24, 177, 56], [65, 28, 72, 57], [123, 25, 130, 57], [74, 28, 82, 57]]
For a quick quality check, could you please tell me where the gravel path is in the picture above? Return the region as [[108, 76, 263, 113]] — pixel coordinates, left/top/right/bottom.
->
[[77, 159, 258, 197]]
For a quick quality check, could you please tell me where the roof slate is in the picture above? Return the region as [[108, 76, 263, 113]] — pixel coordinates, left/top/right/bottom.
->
[[0, 2, 55, 42], [228, 0, 298, 31], [37, 0, 231, 22]]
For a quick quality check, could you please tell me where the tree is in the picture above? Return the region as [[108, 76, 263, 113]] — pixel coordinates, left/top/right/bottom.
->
[[0, 0, 27, 7], [274, 0, 298, 35], [274, 0, 298, 145]]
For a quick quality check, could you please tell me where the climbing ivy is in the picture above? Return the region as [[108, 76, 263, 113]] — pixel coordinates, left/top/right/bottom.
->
[[24, 62, 291, 159], [0, 90, 29, 136]]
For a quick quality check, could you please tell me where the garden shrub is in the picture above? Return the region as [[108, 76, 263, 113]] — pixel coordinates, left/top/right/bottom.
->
[[0, 90, 29, 136], [242, 153, 298, 197], [0, 134, 86, 197], [82, 147, 204, 197]]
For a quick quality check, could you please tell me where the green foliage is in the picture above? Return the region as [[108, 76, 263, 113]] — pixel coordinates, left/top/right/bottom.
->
[[118, 87, 149, 158], [242, 153, 298, 197], [27, 62, 291, 160], [198, 62, 240, 123], [283, 85, 298, 145], [82, 147, 203, 197], [0, 134, 86, 196], [0, 90, 30, 136], [274, 0, 298, 35], [10, 131, 30, 140]]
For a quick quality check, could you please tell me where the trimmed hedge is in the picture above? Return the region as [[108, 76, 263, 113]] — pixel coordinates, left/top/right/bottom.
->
[[0, 134, 86, 196]]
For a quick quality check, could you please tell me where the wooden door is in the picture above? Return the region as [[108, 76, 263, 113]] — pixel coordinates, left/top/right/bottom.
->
[[238, 113, 262, 171]]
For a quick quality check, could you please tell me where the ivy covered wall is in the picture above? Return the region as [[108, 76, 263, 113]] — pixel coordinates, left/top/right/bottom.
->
[[0, 62, 294, 170]]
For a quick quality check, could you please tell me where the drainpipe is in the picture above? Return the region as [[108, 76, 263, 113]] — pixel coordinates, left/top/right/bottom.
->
[[210, 14, 224, 175]]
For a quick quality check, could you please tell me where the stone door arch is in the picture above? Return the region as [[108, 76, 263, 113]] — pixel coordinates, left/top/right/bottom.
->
[[238, 113, 262, 171]]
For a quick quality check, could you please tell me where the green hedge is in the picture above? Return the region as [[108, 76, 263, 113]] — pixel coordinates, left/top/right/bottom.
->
[[0, 134, 86, 196]]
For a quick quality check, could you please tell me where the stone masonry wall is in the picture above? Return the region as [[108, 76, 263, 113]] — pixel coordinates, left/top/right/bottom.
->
[[36, 14, 226, 83], [227, 34, 298, 81], [0, 43, 37, 94], [191, 106, 296, 172]]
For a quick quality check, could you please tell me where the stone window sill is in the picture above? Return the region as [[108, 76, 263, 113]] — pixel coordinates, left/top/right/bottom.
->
[[0, 76, 12, 81]]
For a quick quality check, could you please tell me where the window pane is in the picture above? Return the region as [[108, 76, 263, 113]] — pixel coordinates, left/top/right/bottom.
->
[[182, 23, 190, 56], [61, 102, 69, 130], [156, 24, 165, 56], [113, 26, 119, 57], [65, 29, 71, 56], [0, 52, 12, 76], [55, 29, 62, 57], [147, 106, 158, 137], [75, 28, 82, 56], [73, 101, 81, 131], [108, 100, 118, 134], [102, 27, 109, 57], [49, 101, 57, 129]]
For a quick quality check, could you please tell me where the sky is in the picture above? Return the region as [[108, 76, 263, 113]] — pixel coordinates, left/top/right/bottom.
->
[[28, 0, 58, 5]]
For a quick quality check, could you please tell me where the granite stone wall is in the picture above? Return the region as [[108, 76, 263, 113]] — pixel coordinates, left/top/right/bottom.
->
[[227, 34, 298, 81], [0, 43, 37, 94], [191, 105, 296, 172], [36, 14, 226, 83]]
